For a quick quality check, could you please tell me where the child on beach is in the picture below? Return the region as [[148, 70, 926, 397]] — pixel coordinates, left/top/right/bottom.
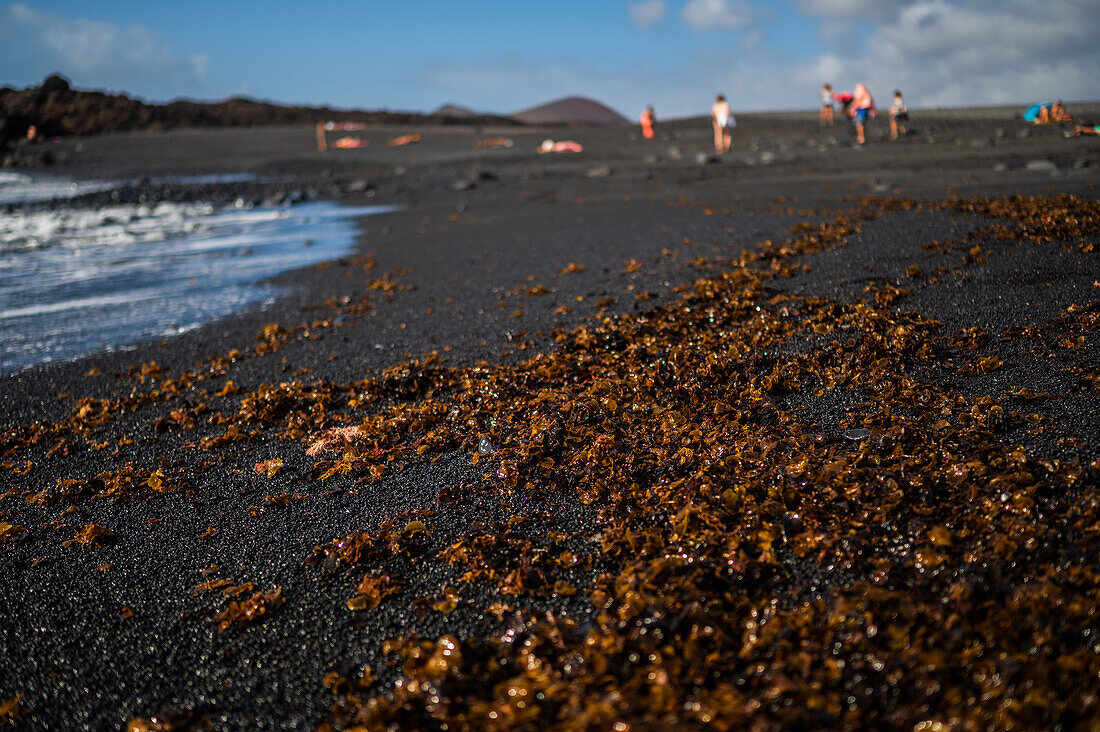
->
[[711, 94, 734, 154], [820, 84, 834, 126], [889, 90, 908, 140], [850, 83, 875, 145]]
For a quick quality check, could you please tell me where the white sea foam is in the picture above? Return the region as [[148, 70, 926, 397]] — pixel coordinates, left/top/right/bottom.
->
[[1, 180, 396, 373], [0, 172, 122, 204]]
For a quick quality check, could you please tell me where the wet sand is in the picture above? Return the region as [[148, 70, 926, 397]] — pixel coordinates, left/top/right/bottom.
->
[[1, 106, 1099, 729]]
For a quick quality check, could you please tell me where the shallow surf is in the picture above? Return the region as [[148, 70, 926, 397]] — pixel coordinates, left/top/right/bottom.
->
[[0, 174, 393, 372]]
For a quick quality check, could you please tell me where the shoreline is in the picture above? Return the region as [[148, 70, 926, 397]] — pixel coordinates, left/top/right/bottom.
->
[[1, 183, 400, 374]]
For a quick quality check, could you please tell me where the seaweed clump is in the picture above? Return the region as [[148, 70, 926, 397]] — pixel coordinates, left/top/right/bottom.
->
[[305, 199, 1099, 728]]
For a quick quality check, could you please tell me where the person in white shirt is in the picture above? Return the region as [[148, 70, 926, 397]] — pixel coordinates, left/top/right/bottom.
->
[[820, 84, 835, 126], [889, 90, 909, 140], [711, 94, 734, 154]]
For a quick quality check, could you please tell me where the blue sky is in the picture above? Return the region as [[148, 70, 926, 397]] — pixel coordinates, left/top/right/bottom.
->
[[2, 1, 1098, 118]]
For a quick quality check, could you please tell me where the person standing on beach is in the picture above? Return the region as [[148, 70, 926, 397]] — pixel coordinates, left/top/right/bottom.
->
[[640, 106, 656, 139], [712, 94, 734, 154], [820, 84, 834, 126], [850, 83, 875, 145], [889, 90, 908, 140]]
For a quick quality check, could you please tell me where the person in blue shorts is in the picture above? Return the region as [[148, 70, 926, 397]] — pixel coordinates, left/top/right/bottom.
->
[[849, 83, 875, 145]]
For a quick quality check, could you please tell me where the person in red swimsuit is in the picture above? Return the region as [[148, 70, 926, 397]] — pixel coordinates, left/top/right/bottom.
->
[[640, 107, 656, 139]]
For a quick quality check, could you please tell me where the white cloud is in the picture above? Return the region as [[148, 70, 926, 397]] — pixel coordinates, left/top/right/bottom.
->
[[628, 0, 668, 29], [818, 19, 860, 47], [5, 3, 208, 90], [405, 0, 1100, 118], [805, 0, 1100, 108], [680, 0, 755, 32]]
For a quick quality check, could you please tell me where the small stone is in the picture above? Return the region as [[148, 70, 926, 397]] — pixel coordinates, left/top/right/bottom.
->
[[585, 165, 612, 178], [347, 179, 373, 192], [992, 162, 1009, 172], [1025, 159, 1057, 173], [478, 436, 495, 455], [695, 152, 720, 165], [780, 512, 803, 535], [843, 428, 872, 441], [759, 151, 777, 164], [666, 146, 683, 160]]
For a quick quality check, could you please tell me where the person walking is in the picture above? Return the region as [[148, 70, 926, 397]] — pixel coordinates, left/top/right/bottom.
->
[[711, 94, 734, 154], [850, 83, 875, 145], [888, 90, 908, 140]]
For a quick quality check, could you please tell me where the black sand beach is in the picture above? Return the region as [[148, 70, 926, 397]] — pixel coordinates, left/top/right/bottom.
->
[[2, 106, 1099, 729]]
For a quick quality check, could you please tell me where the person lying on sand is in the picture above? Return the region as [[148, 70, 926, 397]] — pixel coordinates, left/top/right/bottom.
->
[[387, 133, 422, 147], [473, 137, 514, 149], [537, 139, 583, 154], [333, 136, 367, 149]]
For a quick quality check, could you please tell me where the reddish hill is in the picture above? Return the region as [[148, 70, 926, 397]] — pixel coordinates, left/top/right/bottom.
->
[[511, 96, 628, 126]]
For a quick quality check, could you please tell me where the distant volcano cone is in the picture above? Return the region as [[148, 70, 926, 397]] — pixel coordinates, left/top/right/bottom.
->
[[432, 104, 480, 118], [511, 96, 628, 125]]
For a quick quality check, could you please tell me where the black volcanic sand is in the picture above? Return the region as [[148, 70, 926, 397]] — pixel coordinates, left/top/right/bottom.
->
[[1, 107, 1099, 730]]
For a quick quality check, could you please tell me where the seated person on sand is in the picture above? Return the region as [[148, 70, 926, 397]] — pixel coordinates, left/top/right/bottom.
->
[[537, 139, 583, 154], [1025, 101, 1072, 125]]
